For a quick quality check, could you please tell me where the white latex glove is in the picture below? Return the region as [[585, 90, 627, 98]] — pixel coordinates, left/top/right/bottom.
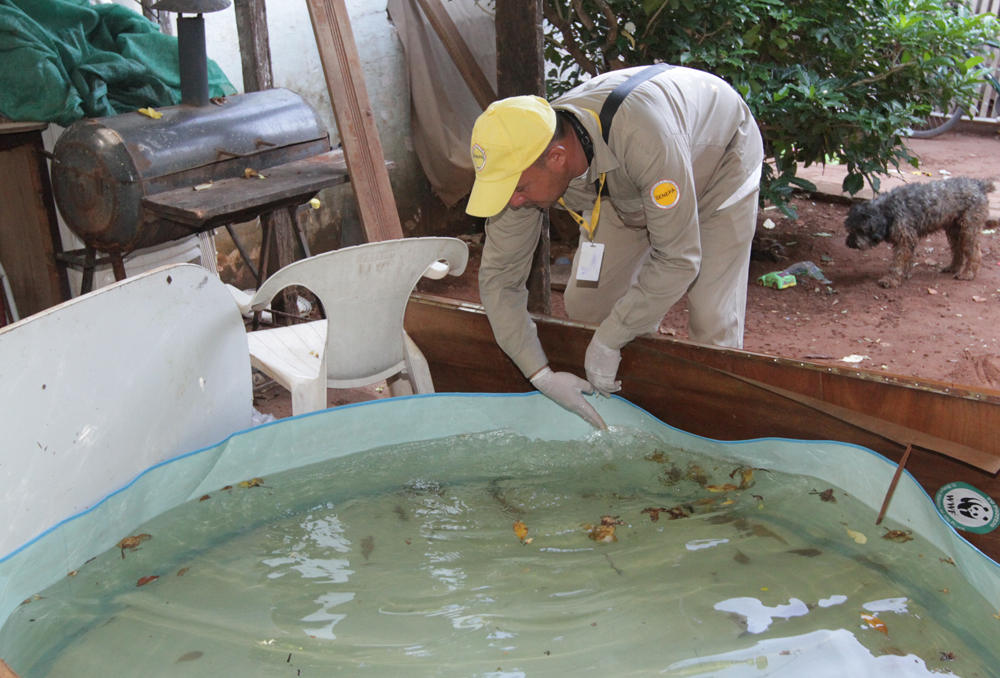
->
[[585, 337, 622, 397], [530, 367, 608, 430]]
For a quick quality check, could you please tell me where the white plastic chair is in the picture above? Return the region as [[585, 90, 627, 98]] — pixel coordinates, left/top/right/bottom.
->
[[246, 237, 469, 415]]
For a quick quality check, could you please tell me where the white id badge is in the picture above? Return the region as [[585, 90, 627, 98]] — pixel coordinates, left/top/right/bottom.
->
[[576, 241, 604, 282]]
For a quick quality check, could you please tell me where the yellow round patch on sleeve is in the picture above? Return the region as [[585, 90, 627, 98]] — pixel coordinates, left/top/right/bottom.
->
[[650, 180, 680, 209]]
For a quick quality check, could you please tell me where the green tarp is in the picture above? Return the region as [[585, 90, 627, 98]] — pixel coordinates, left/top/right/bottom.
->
[[0, 0, 236, 127]]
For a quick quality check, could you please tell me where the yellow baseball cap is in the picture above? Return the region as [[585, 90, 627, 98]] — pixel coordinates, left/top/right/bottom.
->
[[466, 95, 557, 217]]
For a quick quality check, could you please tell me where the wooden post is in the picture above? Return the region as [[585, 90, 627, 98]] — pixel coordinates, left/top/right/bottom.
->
[[306, 0, 405, 242], [496, 0, 551, 315], [0, 124, 71, 314], [234, 0, 297, 322], [234, 0, 273, 91]]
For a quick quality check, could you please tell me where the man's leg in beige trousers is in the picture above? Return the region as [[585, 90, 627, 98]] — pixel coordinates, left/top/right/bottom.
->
[[686, 189, 758, 349], [563, 207, 651, 324]]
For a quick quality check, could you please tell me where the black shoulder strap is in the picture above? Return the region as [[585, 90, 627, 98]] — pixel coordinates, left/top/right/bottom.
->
[[598, 63, 674, 145]]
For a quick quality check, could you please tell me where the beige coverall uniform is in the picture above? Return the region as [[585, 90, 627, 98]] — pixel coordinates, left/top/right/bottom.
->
[[479, 66, 765, 378]]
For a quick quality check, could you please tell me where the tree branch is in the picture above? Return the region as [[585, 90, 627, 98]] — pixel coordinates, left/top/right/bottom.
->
[[543, 0, 599, 77]]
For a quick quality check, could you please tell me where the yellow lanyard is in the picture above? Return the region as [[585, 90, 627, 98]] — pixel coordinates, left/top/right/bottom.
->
[[558, 172, 606, 242]]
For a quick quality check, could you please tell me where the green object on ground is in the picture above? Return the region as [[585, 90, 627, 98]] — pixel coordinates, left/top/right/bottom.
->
[[0, 0, 236, 127], [757, 272, 797, 289]]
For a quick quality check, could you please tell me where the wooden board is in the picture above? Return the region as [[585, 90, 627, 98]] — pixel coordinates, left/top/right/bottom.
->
[[142, 150, 350, 228], [404, 293, 1000, 562], [0, 127, 70, 316], [306, 0, 405, 242], [414, 0, 496, 109]]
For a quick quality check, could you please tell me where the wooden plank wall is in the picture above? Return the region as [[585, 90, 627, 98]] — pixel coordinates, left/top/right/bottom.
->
[[404, 294, 1000, 561]]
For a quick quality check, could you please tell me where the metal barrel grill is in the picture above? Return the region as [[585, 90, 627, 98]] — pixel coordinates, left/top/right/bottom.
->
[[50, 0, 348, 287]]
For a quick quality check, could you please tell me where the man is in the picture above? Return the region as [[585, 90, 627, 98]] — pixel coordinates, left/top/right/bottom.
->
[[468, 65, 763, 429]]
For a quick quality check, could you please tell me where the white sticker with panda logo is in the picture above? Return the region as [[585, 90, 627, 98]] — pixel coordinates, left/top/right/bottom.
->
[[935, 481, 999, 534]]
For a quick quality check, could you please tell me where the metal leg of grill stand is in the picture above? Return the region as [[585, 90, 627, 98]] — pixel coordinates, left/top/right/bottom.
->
[[252, 216, 275, 331], [110, 253, 127, 282], [224, 223, 259, 280], [80, 247, 97, 295]]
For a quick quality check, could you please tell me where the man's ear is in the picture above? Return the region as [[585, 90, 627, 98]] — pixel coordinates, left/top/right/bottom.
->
[[544, 143, 568, 172]]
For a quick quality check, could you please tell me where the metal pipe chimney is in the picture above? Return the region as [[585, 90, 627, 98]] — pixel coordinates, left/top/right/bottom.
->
[[153, 0, 232, 107]]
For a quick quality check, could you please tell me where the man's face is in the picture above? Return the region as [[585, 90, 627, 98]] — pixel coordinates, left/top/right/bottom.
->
[[507, 154, 570, 210]]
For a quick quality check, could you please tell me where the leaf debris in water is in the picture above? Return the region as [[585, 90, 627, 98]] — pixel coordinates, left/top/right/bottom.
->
[[176, 651, 203, 663], [136, 575, 159, 587], [810, 488, 837, 503], [117, 533, 151, 559], [788, 548, 823, 558], [882, 529, 913, 543], [861, 613, 888, 636], [641, 507, 669, 522], [644, 451, 669, 464], [238, 477, 266, 489], [513, 521, 529, 543], [361, 536, 375, 561], [846, 528, 867, 544], [733, 550, 751, 565], [393, 505, 410, 521], [585, 516, 624, 543]]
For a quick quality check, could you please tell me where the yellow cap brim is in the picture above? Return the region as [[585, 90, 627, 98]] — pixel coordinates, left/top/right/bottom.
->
[[466, 171, 520, 218]]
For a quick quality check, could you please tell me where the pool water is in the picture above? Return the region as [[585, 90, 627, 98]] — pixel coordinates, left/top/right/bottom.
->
[[3, 428, 998, 677]]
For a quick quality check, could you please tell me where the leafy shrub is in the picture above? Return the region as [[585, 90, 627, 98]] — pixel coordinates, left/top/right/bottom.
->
[[542, 0, 999, 216]]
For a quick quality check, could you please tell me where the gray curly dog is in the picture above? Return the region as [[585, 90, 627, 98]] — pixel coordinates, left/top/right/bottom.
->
[[844, 176, 994, 288]]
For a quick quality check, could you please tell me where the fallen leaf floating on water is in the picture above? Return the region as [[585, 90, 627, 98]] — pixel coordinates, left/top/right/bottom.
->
[[939, 652, 956, 661], [513, 520, 529, 543], [729, 466, 756, 489], [176, 567, 190, 577], [666, 506, 690, 520], [846, 528, 867, 544], [940, 557, 956, 566], [117, 533, 151, 559], [705, 483, 740, 493], [861, 613, 888, 636], [199, 495, 211, 501], [810, 488, 837, 503], [882, 529, 913, 543], [176, 651, 204, 663], [238, 477, 266, 489], [641, 507, 669, 522], [686, 464, 710, 486], [585, 516, 624, 543], [361, 536, 375, 561], [21, 594, 43, 605], [137, 107, 162, 119], [136, 575, 159, 587], [644, 451, 669, 464]]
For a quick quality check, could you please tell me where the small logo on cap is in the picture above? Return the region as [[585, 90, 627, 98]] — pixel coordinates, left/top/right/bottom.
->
[[650, 180, 680, 209], [472, 144, 487, 173]]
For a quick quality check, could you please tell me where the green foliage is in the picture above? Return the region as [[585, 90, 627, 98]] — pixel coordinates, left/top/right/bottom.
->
[[543, 0, 999, 217]]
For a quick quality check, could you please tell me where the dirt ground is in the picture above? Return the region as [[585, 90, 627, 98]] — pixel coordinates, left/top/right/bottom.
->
[[416, 129, 1000, 392]]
